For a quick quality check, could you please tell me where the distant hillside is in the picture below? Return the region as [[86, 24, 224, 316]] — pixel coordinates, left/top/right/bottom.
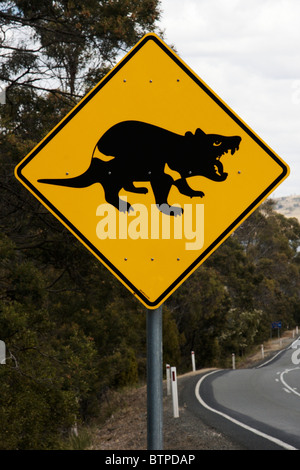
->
[[273, 195, 300, 222]]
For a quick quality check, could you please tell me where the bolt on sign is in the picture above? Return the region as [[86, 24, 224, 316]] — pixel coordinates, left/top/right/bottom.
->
[[15, 34, 289, 309]]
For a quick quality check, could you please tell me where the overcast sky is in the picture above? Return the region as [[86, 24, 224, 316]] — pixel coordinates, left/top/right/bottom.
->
[[158, 0, 300, 198]]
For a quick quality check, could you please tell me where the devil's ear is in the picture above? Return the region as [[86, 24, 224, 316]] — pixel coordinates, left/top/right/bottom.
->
[[185, 131, 193, 138], [195, 128, 206, 137]]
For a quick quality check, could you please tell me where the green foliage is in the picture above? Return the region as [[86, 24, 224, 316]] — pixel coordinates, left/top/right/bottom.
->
[[0, 235, 99, 449], [162, 306, 183, 369], [168, 266, 231, 369], [220, 308, 264, 363]]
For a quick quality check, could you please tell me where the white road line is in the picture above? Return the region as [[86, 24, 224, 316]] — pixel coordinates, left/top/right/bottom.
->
[[291, 337, 300, 349], [280, 368, 300, 397], [256, 349, 285, 368], [195, 370, 298, 451]]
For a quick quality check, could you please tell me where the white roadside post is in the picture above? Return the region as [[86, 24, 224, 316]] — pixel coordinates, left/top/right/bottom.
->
[[191, 351, 196, 372], [166, 364, 171, 396], [171, 366, 179, 418], [0, 85, 6, 105], [0, 340, 6, 365], [261, 344, 264, 359], [232, 353, 236, 370]]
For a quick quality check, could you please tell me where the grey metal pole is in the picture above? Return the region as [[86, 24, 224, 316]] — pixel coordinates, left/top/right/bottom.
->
[[147, 304, 163, 450]]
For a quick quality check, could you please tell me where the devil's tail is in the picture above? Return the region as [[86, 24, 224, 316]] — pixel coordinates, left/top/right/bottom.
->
[[38, 158, 101, 188]]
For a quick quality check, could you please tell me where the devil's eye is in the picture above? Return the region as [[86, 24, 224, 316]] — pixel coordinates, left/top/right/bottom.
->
[[213, 141, 222, 146]]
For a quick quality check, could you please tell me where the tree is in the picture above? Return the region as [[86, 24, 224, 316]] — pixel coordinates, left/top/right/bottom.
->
[[234, 200, 300, 328], [205, 235, 262, 312], [168, 266, 231, 369], [0, 232, 99, 449], [221, 308, 264, 361], [0, 0, 162, 99]]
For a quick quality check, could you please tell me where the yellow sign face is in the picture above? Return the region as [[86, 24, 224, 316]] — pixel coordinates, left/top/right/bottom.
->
[[15, 34, 289, 309]]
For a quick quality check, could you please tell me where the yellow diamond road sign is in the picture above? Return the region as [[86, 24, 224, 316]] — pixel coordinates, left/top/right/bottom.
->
[[15, 34, 289, 309]]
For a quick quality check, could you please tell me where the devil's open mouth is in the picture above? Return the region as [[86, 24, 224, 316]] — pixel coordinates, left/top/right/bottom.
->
[[214, 139, 241, 176], [214, 160, 224, 176], [216, 141, 240, 158]]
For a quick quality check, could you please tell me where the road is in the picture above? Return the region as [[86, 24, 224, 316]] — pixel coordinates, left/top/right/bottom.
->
[[181, 339, 300, 450]]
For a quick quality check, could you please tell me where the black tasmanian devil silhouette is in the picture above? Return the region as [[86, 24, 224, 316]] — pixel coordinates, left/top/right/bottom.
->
[[38, 120, 241, 216]]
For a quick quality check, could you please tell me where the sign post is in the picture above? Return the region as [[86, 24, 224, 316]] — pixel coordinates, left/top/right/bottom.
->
[[147, 305, 163, 450], [271, 321, 282, 338]]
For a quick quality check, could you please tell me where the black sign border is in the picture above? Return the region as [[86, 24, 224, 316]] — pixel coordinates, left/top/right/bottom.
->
[[15, 34, 289, 308]]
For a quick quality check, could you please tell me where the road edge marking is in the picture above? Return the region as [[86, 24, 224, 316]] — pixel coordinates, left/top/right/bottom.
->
[[195, 370, 298, 450], [280, 367, 300, 397]]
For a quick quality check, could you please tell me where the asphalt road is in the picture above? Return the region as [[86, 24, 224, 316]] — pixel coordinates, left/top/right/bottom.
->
[[180, 339, 300, 450]]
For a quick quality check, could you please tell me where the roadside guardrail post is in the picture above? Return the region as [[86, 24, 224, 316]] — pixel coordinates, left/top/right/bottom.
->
[[0, 340, 6, 364], [166, 364, 171, 396], [171, 366, 179, 418], [191, 351, 196, 372], [232, 353, 235, 370], [0, 85, 6, 105]]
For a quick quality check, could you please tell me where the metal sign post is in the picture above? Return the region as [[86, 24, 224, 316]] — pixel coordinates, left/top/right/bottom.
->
[[147, 304, 163, 450]]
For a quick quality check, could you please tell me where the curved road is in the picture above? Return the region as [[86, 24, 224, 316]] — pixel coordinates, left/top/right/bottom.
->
[[181, 339, 300, 450]]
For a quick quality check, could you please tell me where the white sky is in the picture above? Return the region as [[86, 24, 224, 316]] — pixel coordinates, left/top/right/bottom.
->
[[159, 0, 300, 197]]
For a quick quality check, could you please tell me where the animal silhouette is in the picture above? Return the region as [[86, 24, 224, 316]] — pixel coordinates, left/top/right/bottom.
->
[[38, 120, 241, 215]]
